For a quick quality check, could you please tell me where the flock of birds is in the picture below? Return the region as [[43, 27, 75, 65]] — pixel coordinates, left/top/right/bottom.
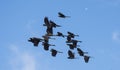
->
[[28, 12, 91, 63]]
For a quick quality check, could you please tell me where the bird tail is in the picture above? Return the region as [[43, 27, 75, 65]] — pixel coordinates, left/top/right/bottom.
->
[[51, 35, 63, 38], [50, 38, 56, 40], [63, 35, 67, 37], [58, 51, 63, 53], [56, 25, 61, 27], [49, 44, 55, 46], [78, 41, 82, 43], [66, 16, 71, 18], [75, 35, 79, 37], [84, 55, 94, 59], [84, 52, 88, 54], [77, 45, 80, 47], [68, 57, 79, 59]]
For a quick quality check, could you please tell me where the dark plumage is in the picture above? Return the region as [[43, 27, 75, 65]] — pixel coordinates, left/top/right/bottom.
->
[[42, 35, 55, 43], [56, 32, 66, 37], [50, 49, 63, 57], [71, 40, 82, 47], [67, 44, 75, 50], [67, 44, 80, 49], [77, 48, 88, 56], [43, 17, 50, 27], [77, 48, 84, 56], [49, 20, 61, 28], [66, 35, 72, 43], [28, 37, 43, 46], [46, 27, 53, 36], [58, 12, 70, 18], [68, 50, 75, 59], [45, 19, 61, 36], [42, 35, 50, 43], [43, 17, 53, 36], [67, 31, 79, 38], [84, 55, 90, 63], [42, 42, 55, 51]]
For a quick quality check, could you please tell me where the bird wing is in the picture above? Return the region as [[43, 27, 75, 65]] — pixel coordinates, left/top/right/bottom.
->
[[44, 17, 50, 27], [58, 12, 65, 17], [68, 50, 74, 57], [84, 56, 90, 63]]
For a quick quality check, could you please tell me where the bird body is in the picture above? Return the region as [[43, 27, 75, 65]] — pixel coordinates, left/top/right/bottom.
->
[[55, 32, 67, 37], [67, 44, 80, 49], [77, 48, 88, 56], [66, 35, 72, 43], [67, 44, 75, 50], [28, 37, 43, 46], [84, 55, 90, 63], [68, 50, 75, 59], [71, 40, 82, 47], [50, 49, 63, 57], [67, 31, 79, 38], [58, 12, 70, 18], [49, 20, 61, 28], [42, 42, 55, 51]]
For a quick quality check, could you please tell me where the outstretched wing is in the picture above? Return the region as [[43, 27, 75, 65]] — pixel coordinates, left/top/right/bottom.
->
[[77, 48, 84, 56], [50, 20, 61, 28], [51, 49, 57, 57], [44, 17, 50, 27], [58, 12, 65, 17], [68, 50, 75, 59]]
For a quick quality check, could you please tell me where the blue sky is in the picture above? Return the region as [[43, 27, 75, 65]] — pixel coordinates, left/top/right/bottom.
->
[[0, 0, 120, 70]]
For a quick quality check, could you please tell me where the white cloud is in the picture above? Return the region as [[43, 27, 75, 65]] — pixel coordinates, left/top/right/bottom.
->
[[112, 31, 120, 42], [9, 45, 36, 70], [21, 53, 36, 70], [26, 20, 38, 36], [85, 8, 88, 11]]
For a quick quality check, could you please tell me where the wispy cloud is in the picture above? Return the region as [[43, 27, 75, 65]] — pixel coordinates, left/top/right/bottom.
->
[[112, 31, 120, 42], [9, 45, 36, 70], [26, 19, 38, 36], [25, 18, 45, 37]]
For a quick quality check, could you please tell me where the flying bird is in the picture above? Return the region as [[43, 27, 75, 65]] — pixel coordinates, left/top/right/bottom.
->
[[71, 40, 82, 47], [28, 37, 43, 46], [53, 32, 67, 37], [43, 17, 61, 28], [46, 26, 53, 36], [45, 20, 61, 36], [68, 50, 75, 59], [58, 12, 70, 18], [43, 17, 54, 36], [84, 55, 90, 63], [28, 14, 91, 62], [42, 42, 55, 51], [43, 17, 50, 27], [77, 48, 88, 56], [42, 35, 55, 43], [49, 20, 61, 28], [50, 49, 63, 57], [67, 31, 79, 38], [57, 32, 65, 37], [67, 44, 80, 50], [67, 44, 75, 50], [66, 35, 72, 43]]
